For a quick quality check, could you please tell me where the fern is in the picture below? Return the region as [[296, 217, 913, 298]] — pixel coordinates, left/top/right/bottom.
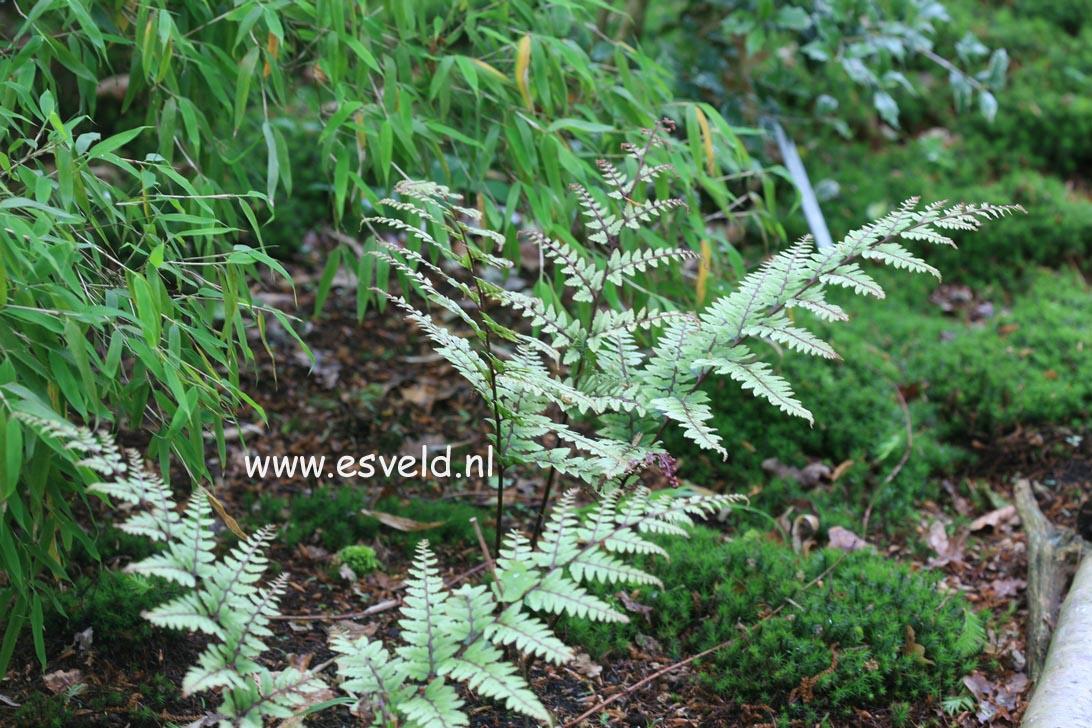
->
[[19, 414, 742, 728], [14, 414, 329, 727], [19, 123, 1021, 728], [333, 487, 743, 727], [365, 121, 1022, 540]]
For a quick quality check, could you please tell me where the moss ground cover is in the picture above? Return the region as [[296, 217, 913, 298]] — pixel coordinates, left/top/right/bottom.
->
[[565, 527, 983, 724]]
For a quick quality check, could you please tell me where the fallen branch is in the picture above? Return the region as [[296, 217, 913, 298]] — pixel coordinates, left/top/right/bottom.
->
[[1012, 479, 1079, 680], [1021, 546, 1092, 728]]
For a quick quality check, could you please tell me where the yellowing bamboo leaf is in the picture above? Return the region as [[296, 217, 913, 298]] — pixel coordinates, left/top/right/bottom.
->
[[694, 105, 716, 176], [515, 34, 533, 112], [468, 58, 507, 82], [696, 239, 712, 305], [201, 485, 249, 541], [263, 32, 279, 78], [354, 111, 366, 162]]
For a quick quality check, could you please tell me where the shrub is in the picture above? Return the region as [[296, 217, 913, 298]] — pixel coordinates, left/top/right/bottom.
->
[[567, 527, 985, 723], [626, 0, 1006, 135]]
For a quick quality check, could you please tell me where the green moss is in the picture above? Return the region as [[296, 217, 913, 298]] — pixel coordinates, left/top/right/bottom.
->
[[566, 528, 983, 723], [10, 693, 71, 728], [911, 270, 1092, 434], [666, 266, 1089, 531], [337, 545, 381, 576], [45, 569, 184, 648]]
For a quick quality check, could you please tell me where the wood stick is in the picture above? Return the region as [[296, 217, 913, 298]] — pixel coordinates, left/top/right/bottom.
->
[[1022, 547, 1092, 728], [1013, 479, 1077, 681]]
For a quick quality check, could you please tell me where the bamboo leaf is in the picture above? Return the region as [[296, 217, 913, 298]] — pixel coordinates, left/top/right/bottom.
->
[[515, 34, 533, 112]]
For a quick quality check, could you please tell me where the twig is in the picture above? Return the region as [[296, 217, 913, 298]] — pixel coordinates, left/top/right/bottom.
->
[[269, 599, 400, 622], [270, 560, 489, 623], [470, 517, 501, 598], [561, 552, 847, 727]]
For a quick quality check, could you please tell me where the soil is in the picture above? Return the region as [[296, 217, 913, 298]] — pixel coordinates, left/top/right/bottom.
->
[[1, 239, 1087, 728]]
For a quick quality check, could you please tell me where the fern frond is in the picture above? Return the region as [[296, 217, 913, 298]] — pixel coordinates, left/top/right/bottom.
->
[[568, 548, 662, 587], [603, 247, 698, 285], [384, 298, 491, 396], [332, 634, 412, 725], [595, 159, 630, 199], [861, 242, 940, 277], [181, 573, 288, 695], [220, 667, 329, 728], [788, 290, 849, 322], [696, 355, 813, 423], [571, 183, 622, 244], [444, 643, 548, 722], [642, 318, 702, 399], [649, 392, 727, 458], [532, 231, 600, 302], [523, 571, 627, 622], [396, 541, 459, 680], [399, 679, 467, 728], [485, 605, 574, 664], [744, 315, 839, 359], [394, 179, 461, 205], [499, 290, 581, 350], [125, 494, 217, 586], [370, 250, 482, 333], [818, 263, 886, 298], [622, 195, 687, 229]]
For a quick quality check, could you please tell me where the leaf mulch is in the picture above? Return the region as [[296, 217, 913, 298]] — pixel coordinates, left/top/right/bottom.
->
[[1, 238, 1087, 727]]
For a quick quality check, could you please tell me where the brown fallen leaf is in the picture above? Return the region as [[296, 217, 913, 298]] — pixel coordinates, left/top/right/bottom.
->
[[969, 504, 1018, 532], [570, 651, 603, 679], [43, 669, 83, 694], [827, 526, 873, 552], [990, 578, 1026, 599], [616, 590, 653, 624], [993, 672, 1027, 710], [360, 509, 445, 532], [925, 521, 950, 558], [399, 380, 460, 413], [762, 458, 830, 489], [902, 625, 934, 665]]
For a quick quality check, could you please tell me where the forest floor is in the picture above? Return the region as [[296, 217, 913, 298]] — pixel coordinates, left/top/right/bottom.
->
[[1, 242, 1088, 728]]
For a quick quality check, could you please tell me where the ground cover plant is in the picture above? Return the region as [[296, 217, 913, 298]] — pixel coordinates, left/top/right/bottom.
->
[[564, 526, 986, 724]]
